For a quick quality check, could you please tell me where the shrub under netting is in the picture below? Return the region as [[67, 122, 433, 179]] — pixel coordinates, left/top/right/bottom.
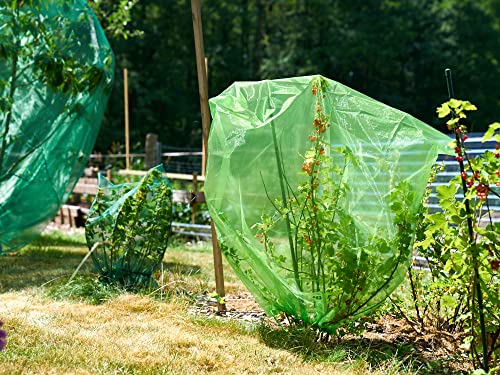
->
[[85, 166, 173, 289], [0, 0, 114, 253], [205, 75, 454, 332]]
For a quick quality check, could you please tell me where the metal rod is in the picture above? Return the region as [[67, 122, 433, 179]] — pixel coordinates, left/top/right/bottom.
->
[[445, 68, 488, 372]]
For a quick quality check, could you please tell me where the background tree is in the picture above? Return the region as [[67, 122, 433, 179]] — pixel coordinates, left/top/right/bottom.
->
[[94, 0, 500, 152]]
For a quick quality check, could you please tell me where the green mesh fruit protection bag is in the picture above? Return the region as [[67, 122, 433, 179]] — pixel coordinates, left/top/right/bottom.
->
[[85, 166, 173, 289], [206, 75, 453, 332], [0, 0, 114, 253]]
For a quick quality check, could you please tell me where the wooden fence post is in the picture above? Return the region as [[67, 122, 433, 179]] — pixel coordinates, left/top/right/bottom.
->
[[191, 0, 226, 312], [145, 133, 161, 169]]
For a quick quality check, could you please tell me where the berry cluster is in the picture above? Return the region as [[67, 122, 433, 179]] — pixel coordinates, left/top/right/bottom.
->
[[302, 81, 330, 176], [476, 182, 489, 201], [301, 157, 316, 176], [455, 133, 500, 200], [487, 246, 499, 271], [255, 232, 265, 244]]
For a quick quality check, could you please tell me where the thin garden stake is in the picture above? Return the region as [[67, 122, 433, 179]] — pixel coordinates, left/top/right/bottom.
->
[[124, 68, 130, 172], [445, 68, 488, 372], [191, 0, 226, 312]]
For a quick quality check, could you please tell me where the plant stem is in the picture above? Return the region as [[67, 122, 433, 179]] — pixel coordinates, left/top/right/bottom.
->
[[270, 121, 301, 290], [408, 268, 424, 329], [445, 68, 489, 372]]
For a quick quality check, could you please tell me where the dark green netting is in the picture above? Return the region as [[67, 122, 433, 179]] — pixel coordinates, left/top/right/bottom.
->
[[85, 165, 173, 289], [205, 75, 454, 332], [0, 0, 114, 253]]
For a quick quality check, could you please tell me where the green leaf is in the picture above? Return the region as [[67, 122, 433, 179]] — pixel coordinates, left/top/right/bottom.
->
[[436, 103, 450, 118], [441, 294, 457, 309], [482, 122, 500, 142], [448, 98, 465, 109], [462, 101, 477, 111], [414, 236, 432, 250], [436, 183, 458, 201]]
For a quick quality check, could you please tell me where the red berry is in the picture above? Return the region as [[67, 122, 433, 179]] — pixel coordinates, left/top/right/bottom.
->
[[491, 260, 500, 271], [456, 155, 464, 162], [461, 172, 467, 180], [454, 146, 461, 154], [462, 135, 469, 141]]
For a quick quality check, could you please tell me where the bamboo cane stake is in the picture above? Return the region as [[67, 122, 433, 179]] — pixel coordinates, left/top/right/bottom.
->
[[191, 0, 226, 312], [124, 68, 130, 172], [201, 57, 208, 175]]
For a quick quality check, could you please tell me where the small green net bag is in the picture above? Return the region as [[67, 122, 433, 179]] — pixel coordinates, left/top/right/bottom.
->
[[0, 0, 114, 253], [205, 75, 453, 332], [85, 166, 173, 289]]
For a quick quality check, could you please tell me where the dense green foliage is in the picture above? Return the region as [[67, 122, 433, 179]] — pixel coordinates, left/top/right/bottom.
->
[[86, 167, 173, 289], [395, 102, 500, 372], [93, 0, 500, 152]]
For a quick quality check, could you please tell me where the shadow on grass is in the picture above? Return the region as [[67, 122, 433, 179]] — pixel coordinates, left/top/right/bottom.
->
[[31, 231, 87, 247], [0, 246, 91, 292], [161, 262, 201, 276], [0, 244, 205, 301], [257, 321, 467, 374]]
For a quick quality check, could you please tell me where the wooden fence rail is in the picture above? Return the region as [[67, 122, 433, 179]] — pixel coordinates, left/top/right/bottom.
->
[[56, 170, 211, 237], [59, 134, 499, 238]]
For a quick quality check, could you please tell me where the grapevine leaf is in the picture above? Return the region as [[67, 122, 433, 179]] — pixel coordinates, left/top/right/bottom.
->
[[482, 122, 500, 142], [437, 103, 450, 118]]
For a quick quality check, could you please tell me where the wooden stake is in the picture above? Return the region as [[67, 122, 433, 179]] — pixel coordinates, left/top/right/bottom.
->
[[124, 68, 130, 171], [201, 57, 208, 176], [191, 172, 198, 225], [191, 0, 226, 312]]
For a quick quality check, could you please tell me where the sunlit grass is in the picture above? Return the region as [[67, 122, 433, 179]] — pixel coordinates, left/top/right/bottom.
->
[[0, 230, 463, 374]]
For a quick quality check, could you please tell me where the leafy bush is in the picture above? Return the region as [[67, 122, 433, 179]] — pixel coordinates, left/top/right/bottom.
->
[[397, 100, 500, 372], [86, 167, 173, 290]]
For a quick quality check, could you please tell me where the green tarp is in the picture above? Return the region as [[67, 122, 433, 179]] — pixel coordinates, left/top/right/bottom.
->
[[0, 0, 114, 253], [206, 75, 453, 332]]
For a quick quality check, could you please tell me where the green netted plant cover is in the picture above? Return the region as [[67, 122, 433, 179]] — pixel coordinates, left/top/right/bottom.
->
[[0, 0, 114, 253], [205, 75, 454, 333], [85, 166, 173, 289]]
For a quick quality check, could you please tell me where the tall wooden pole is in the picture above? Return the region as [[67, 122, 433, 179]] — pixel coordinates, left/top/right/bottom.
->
[[124, 68, 130, 171], [201, 57, 208, 175], [191, 0, 226, 312]]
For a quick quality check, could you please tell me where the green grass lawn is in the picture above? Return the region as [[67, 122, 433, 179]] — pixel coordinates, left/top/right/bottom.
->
[[0, 230, 468, 374]]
